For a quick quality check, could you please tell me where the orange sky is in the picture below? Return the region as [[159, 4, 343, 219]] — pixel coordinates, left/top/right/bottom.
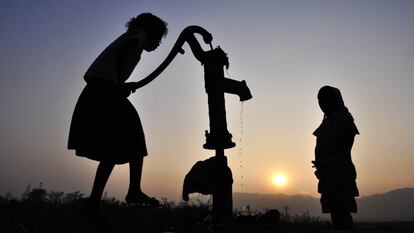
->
[[1, 0, 414, 201]]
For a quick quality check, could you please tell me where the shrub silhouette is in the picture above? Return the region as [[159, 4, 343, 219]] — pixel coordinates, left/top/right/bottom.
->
[[0, 185, 327, 233]]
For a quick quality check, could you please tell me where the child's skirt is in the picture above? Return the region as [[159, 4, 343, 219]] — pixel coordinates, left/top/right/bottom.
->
[[68, 81, 147, 164]]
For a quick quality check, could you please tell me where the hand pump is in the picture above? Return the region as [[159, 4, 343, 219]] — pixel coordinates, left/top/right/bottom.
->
[[134, 25, 252, 224]]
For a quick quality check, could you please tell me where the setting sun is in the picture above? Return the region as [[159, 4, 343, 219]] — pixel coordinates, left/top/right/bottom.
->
[[272, 174, 287, 187]]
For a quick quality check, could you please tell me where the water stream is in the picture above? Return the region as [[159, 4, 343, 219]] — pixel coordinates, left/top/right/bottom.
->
[[239, 101, 244, 191]]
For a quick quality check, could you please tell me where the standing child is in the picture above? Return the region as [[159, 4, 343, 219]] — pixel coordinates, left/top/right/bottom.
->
[[312, 86, 359, 230], [68, 13, 168, 226]]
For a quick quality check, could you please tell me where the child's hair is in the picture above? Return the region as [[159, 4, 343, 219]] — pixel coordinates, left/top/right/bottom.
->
[[126, 13, 168, 39]]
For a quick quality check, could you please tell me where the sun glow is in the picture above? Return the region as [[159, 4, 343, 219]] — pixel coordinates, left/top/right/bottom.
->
[[272, 174, 287, 187]]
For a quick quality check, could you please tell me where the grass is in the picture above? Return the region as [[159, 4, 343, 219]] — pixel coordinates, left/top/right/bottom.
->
[[1, 185, 412, 233], [1, 186, 210, 233]]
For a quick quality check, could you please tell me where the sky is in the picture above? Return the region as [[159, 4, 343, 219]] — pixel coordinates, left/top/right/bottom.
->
[[1, 0, 414, 202]]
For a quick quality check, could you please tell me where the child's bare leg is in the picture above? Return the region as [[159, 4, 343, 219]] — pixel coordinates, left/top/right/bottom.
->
[[128, 157, 143, 194], [126, 157, 160, 206], [89, 161, 115, 204], [84, 161, 115, 229]]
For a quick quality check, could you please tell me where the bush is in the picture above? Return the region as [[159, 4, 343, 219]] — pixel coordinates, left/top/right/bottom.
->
[[1, 186, 325, 233]]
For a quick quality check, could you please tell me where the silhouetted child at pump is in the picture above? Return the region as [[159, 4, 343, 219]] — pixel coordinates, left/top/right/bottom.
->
[[312, 86, 359, 230], [68, 13, 167, 227]]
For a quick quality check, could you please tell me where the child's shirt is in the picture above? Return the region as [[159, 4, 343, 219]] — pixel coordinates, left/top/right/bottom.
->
[[84, 29, 148, 84]]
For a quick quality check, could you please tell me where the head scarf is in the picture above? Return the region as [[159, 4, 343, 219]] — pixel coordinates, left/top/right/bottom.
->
[[314, 86, 359, 136]]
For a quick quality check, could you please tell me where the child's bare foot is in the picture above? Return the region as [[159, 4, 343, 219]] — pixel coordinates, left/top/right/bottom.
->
[[125, 191, 161, 207]]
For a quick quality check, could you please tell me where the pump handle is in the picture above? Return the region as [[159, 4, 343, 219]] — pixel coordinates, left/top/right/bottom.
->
[[131, 25, 212, 90]]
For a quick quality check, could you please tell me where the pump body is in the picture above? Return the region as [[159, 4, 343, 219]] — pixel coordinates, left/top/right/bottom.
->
[[202, 47, 252, 149]]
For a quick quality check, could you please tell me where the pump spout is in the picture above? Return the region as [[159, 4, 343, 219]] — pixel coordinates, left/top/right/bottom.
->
[[224, 79, 252, 101]]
